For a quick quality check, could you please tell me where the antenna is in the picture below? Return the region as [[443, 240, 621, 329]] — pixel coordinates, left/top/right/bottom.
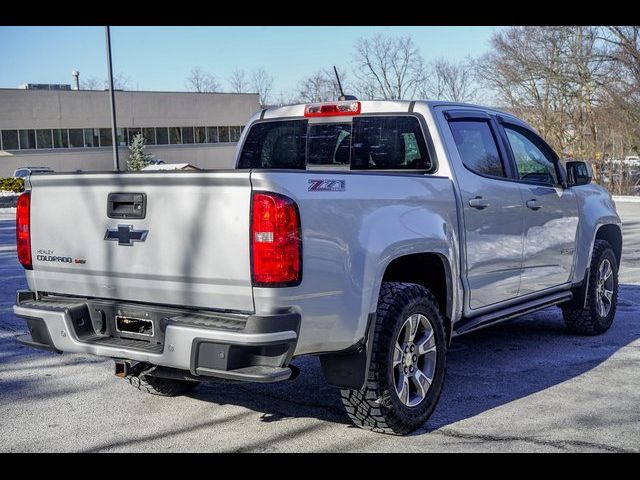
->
[[333, 66, 346, 100], [333, 66, 357, 101]]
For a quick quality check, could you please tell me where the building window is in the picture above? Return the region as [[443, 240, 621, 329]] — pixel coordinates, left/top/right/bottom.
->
[[52, 129, 69, 148], [143, 128, 155, 145], [219, 126, 230, 143], [127, 128, 143, 146], [230, 126, 242, 142], [99, 128, 113, 147], [194, 127, 206, 144], [84, 128, 99, 147], [1, 130, 19, 150], [169, 127, 182, 144], [19, 129, 36, 150], [36, 129, 53, 149], [206, 127, 219, 143], [68, 129, 84, 148], [182, 127, 194, 144], [156, 127, 169, 145], [115, 128, 128, 146], [2, 130, 18, 150]]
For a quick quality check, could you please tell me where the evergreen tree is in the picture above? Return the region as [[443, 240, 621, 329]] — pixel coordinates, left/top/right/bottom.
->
[[127, 133, 153, 171]]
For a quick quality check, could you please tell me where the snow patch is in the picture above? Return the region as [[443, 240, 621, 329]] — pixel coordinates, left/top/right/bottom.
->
[[613, 195, 640, 203]]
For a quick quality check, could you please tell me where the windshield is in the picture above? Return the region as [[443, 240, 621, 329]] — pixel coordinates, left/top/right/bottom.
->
[[238, 115, 433, 171]]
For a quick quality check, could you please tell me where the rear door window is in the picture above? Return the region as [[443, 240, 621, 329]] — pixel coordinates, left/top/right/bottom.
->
[[448, 120, 506, 178]]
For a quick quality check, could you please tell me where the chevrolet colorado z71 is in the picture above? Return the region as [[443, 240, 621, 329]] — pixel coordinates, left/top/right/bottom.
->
[[14, 100, 622, 434]]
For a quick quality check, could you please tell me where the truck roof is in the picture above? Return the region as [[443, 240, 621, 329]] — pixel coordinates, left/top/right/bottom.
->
[[259, 99, 531, 132], [262, 99, 512, 119]]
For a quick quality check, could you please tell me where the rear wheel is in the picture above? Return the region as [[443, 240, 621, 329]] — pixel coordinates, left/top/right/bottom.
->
[[340, 282, 447, 435], [562, 240, 618, 335]]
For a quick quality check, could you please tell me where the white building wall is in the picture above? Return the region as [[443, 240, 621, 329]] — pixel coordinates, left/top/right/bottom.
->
[[0, 89, 259, 177]]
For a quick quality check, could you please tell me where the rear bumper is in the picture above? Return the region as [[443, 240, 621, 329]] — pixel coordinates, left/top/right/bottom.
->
[[14, 291, 300, 383]]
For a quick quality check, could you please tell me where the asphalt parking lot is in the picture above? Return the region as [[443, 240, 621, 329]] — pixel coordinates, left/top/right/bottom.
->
[[1, 202, 639, 452]]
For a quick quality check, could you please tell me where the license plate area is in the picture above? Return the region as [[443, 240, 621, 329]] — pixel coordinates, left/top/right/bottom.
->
[[115, 315, 154, 338]]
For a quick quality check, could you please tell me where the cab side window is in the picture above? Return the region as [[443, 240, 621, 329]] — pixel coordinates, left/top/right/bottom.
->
[[504, 125, 559, 186], [448, 120, 506, 178]]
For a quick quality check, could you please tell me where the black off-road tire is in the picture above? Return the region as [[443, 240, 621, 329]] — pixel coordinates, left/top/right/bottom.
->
[[562, 240, 618, 335], [126, 370, 200, 397], [340, 282, 447, 435]]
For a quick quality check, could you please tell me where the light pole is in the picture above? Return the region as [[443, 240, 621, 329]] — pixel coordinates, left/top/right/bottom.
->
[[105, 26, 119, 171]]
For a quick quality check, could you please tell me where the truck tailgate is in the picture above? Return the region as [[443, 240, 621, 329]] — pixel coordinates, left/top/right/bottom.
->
[[28, 171, 254, 313]]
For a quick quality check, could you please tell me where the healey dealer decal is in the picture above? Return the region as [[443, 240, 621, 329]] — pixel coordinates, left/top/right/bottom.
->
[[36, 249, 86, 265], [308, 179, 346, 192]]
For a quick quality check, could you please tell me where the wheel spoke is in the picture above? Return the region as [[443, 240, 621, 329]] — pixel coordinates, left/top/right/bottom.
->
[[406, 314, 420, 342], [603, 263, 613, 281], [416, 330, 436, 355], [598, 299, 606, 317], [393, 343, 404, 367], [603, 289, 613, 303], [396, 373, 410, 405], [412, 369, 431, 401]]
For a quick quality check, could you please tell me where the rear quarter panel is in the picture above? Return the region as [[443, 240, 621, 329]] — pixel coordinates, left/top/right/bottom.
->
[[250, 171, 460, 355]]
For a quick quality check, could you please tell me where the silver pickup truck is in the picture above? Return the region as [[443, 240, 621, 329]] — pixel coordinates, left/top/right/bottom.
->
[[14, 100, 622, 435]]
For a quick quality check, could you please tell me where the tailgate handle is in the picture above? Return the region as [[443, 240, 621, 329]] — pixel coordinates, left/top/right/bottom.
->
[[107, 193, 146, 219]]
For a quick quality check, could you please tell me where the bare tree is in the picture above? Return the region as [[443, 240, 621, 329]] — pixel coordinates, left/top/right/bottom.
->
[[80, 72, 130, 90], [112, 72, 131, 90], [419, 57, 479, 103], [251, 67, 274, 106], [353, 34, 425, 100], [272, 91, 299, 107], [599, 27, 640, 152], [295, 67, 349, 103], [228, 68, 250, 93], [80, 76, 103, 90], [185, 66, 220, 93], [476, 26, 630, 186]]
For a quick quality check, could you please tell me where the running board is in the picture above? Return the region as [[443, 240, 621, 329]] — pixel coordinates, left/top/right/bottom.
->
[[454, 291, 573, 336]]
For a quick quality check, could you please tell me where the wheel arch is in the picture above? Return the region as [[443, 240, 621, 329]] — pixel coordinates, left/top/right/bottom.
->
[[594, 223, 622, 268], [570, 223, 623, 310], [380, 252, 454, 343]]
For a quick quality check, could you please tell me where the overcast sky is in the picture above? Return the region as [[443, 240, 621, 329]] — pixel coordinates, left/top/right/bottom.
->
[[0, 26, 501, 98]]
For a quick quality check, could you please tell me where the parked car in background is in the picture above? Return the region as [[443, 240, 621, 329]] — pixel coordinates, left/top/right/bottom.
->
[[13, 167, 54, 179]]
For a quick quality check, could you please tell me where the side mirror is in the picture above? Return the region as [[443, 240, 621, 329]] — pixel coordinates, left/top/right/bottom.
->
[[566, 161, 593, 187]]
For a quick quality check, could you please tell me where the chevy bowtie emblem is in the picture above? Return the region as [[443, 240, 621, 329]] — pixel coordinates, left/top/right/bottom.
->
[[104, 225, 149, 246]]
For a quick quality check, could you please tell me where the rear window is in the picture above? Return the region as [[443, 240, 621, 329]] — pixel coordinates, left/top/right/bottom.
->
[[238, 116, 432, 171], [238, 120, 307, 169]]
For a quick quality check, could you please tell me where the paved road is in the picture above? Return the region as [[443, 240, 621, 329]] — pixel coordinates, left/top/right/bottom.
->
[[1, 202, 639, 452]]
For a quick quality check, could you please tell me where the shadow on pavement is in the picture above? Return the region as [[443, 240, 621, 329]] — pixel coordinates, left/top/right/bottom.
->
[[183, 284, 640, 432]]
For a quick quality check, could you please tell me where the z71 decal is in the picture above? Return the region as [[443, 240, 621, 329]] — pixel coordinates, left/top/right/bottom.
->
[[308, 179, 346, 192]]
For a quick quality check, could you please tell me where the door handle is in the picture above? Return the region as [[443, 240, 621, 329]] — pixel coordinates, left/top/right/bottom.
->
[[526, 199, 542, 210], [468, 196, 490, 209]]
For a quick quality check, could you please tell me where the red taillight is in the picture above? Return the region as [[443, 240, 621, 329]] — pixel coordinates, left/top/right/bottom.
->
[[304, 101, 361, 117], [16, 191, 32, 270], [251, 192, 301, 286]]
